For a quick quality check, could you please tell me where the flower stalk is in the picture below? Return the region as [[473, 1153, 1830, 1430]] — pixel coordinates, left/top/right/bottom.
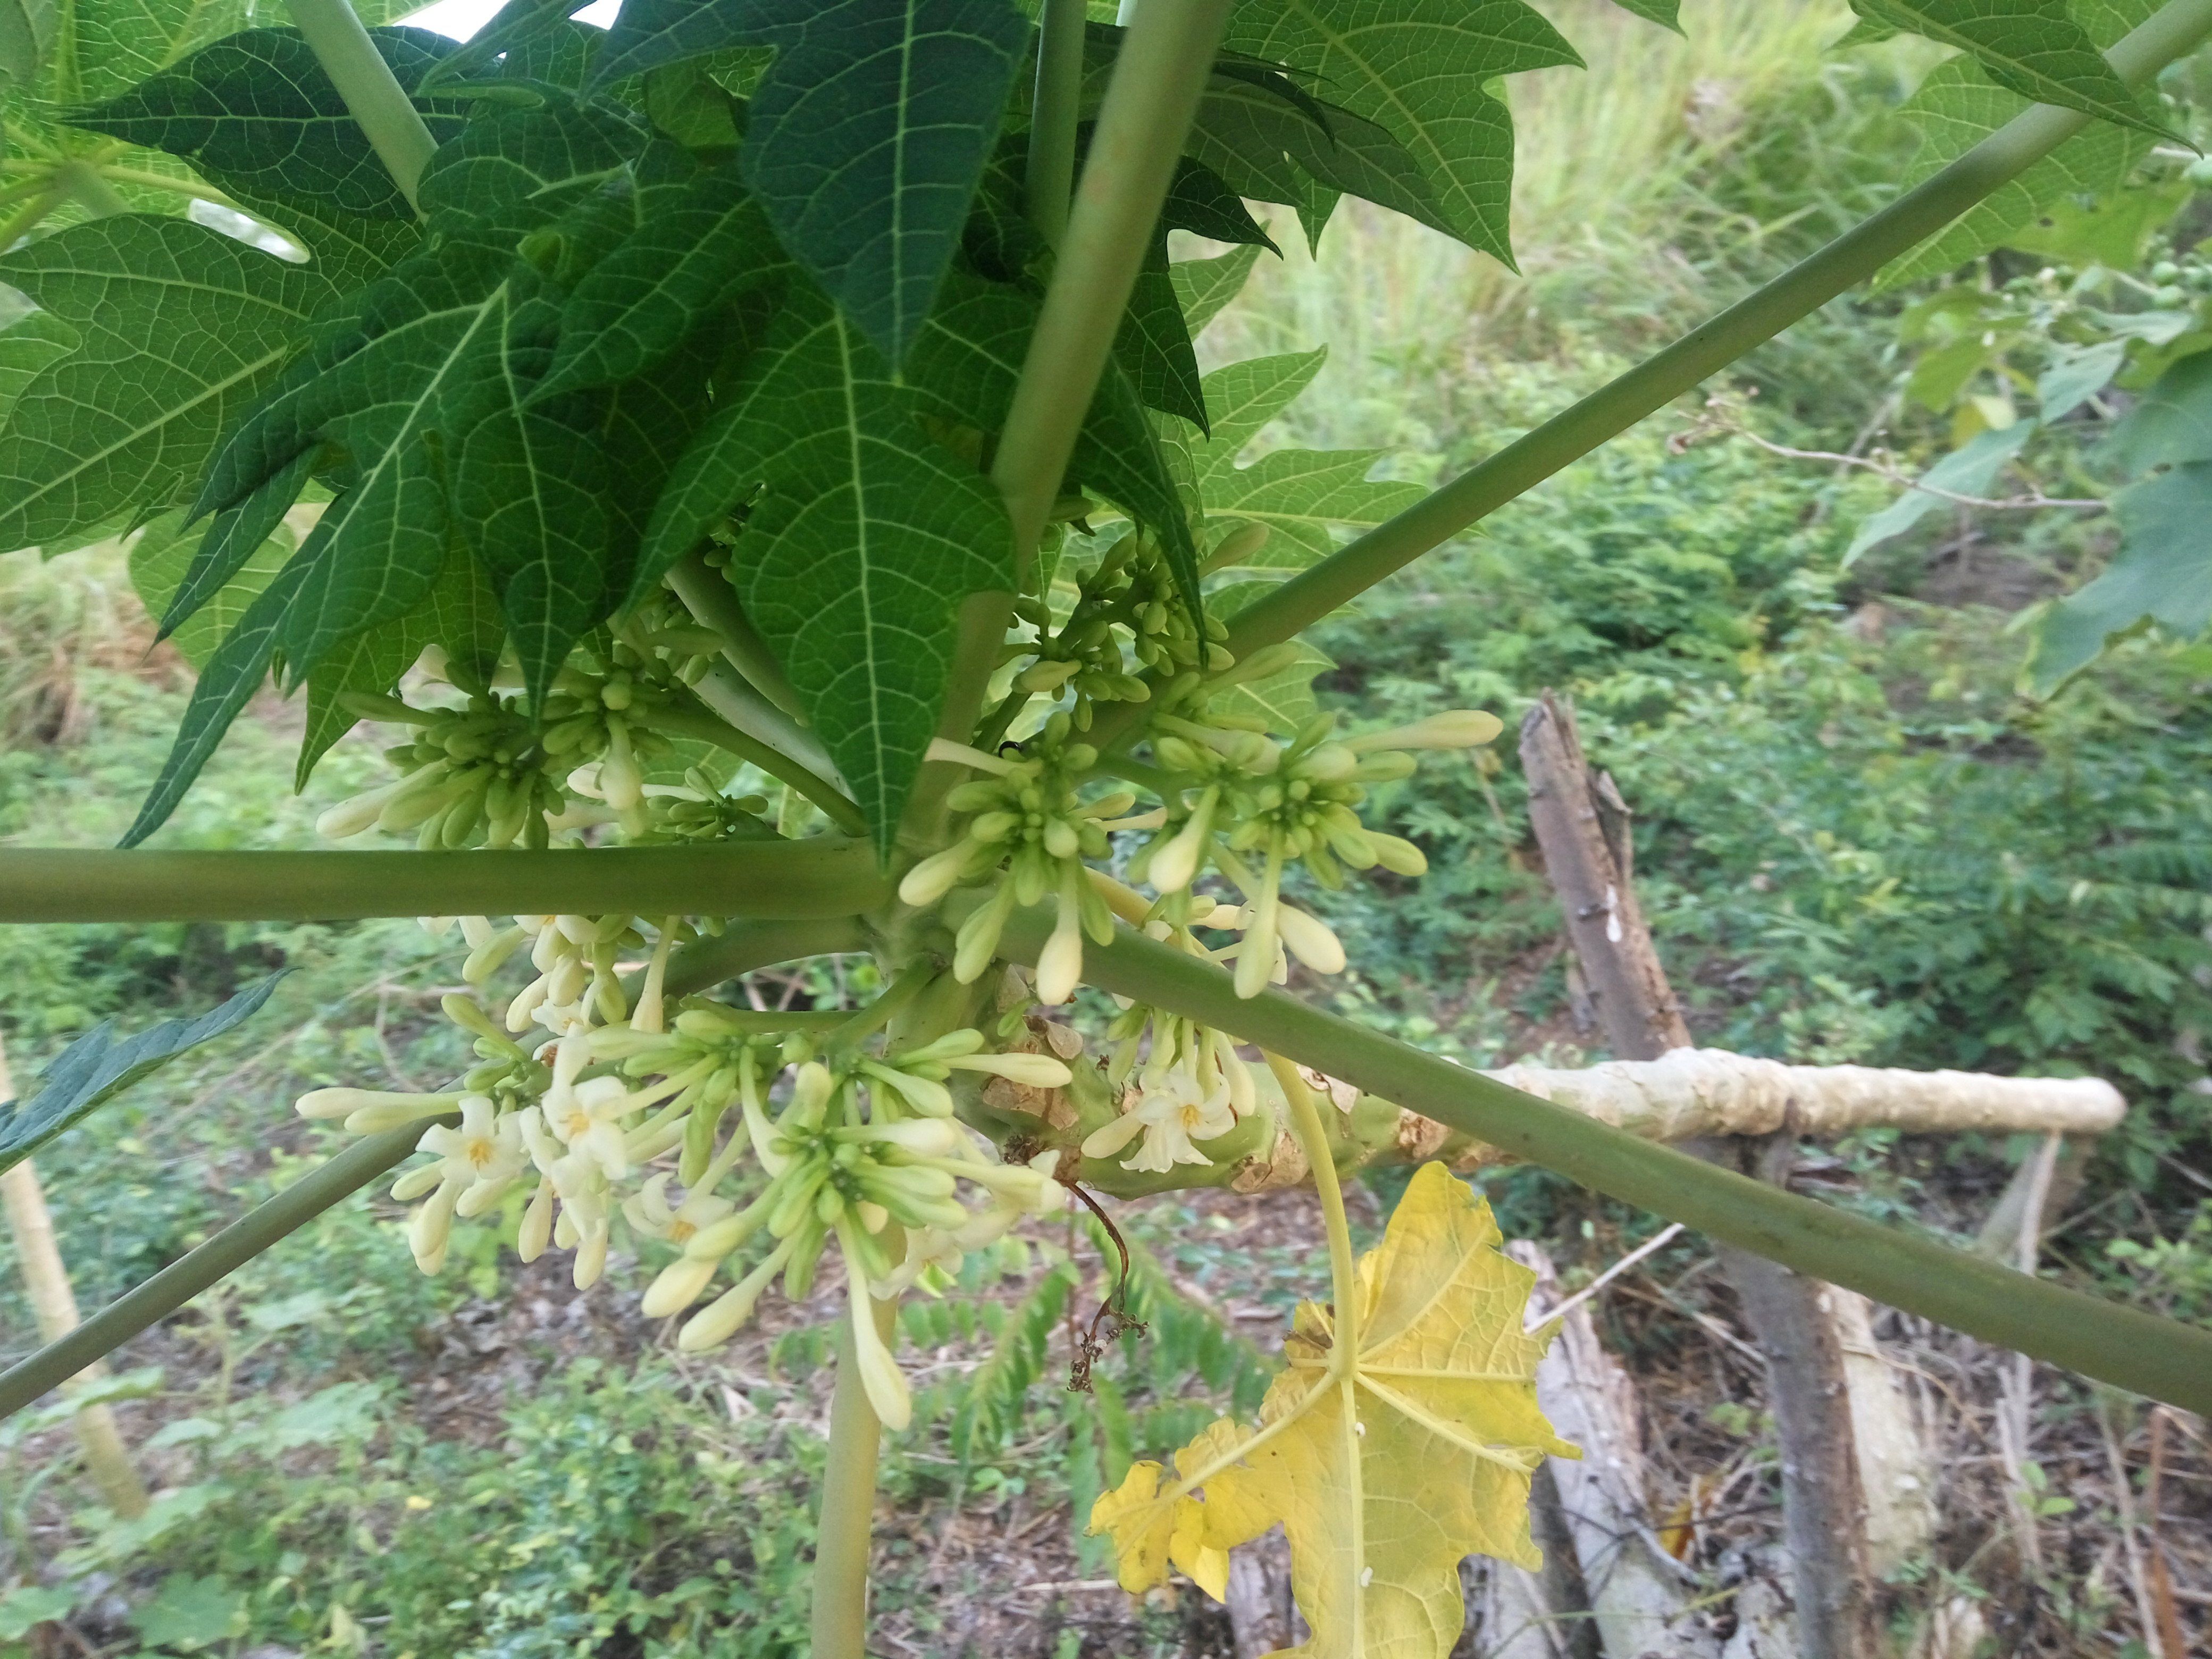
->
[[286, 0, 439, 211]]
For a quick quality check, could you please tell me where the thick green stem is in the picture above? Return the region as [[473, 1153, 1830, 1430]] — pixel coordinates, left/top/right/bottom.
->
[[1024, 0, 1088, 246], [1004, 915, 2212, 1413], [666, 552, 807, 719], [55, 157, 129, 219], [286, 0, 439, 211], [811, 1292, 897, 1659], [0, 844, 889, 923], [660, 917, 871, 999], [988, 0, 1233, 560], [1084, 0, 2212, 751], [656, 697, 868, 837], [0, 1121, 436, 1421]]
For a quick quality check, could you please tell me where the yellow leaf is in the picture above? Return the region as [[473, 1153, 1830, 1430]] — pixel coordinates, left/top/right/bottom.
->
[[1091, 1431, 1238, 1600], [1093, 1162, 1577, 1658]]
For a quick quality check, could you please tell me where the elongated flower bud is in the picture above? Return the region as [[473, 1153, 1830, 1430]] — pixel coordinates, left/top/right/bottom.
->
[[898, 841, 978, 908], [678, 1245, 788, 1351], [296, 1087, 453, 1122], [642, 1254, 720, 1319], [1276, 904, 1347, 975], [1368, 832, 1429, 876], [942, 1052, 1073, 1088], [1149, 789, 1217, 894], [517, 1179, 555, 1262], [1347, 708, 1503, 751], [1036, 878, 1085, 1005], [407, 1183, 460, 1275], [316, 780, 404, 841], [847, 1266, 912, 1430]]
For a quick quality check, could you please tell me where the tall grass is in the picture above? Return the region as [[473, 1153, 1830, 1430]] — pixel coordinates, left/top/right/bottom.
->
[[1198, 0, 1932, 449]]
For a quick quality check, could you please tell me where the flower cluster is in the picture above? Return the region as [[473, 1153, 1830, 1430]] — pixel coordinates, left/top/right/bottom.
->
[[298, 970, 1074, 1430]]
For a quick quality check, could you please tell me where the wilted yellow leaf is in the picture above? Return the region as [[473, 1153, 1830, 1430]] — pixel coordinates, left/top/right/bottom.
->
[[1091, 1161, 1576, 1657]]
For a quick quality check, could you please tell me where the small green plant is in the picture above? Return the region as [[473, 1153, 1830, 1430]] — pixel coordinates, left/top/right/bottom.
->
[[5, 0, 2212, 1653]]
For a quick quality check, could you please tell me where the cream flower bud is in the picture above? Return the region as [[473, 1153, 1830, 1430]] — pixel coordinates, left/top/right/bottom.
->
[[345, 1098, 460, 1134], [898, 842, 977, 907], [517, 1179, 554, 1261], [1149, 799, 1214, 894], [857, 1117, 967, 1157], [1036, 905, 1084, 1006], [391, 1164, 444, 1202], [849, 1277, 912, 1430], [1348, 709, 1503, 751], [1080, 1112, 1148, 1160], [297, 1087, 453, 1122], [680, 1247, 787, 1350], [315, 780, 404, 841], [1276, 905, 1347, 975], [1368, 832, 1429, 876], [408, 1184, 459, 1274], [866, 1065, 954, 1118], [942, 1052, 1073, 1088], [642, 1254, 720, 1319], [573, 1220, 609, 1289]]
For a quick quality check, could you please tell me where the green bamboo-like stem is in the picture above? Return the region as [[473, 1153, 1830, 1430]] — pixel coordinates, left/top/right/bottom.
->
[[0, 1121, 439, 1421], [1004, 914, 2212, 1413], [665, 552, 807, 719], [987, 0, 1234, 560], [286, 0, 439, 211], [1081, 0, 2212, 752], [655, 697, 868, 837], [660, 917, 872, 999], [0, 844, 889, 923], [810, 1292, 899, 1659], [1024, 0, 1088, 246]]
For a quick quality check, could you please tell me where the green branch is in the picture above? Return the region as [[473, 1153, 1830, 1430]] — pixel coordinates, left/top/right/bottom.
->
[[656, 697, 869, 837], [0, 1121, 437, 1421], [811, 1294, 898, 1659], [286, 0, 439, 211], [660, 917, 872, 999], [987, 0, 1233, 559], [0, 844, 889, 923], [665, 551, 807, 719], [1003, 915, 2212, 1414], [1085, 0, 2212, 751], [1024, 0, 1087, 246]]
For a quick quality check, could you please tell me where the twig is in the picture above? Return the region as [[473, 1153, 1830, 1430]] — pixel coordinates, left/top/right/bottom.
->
[[1524, 1221, 1686, 1334], [1674, 399, 2106, 511], [2099, 1395, 2167, 1657]]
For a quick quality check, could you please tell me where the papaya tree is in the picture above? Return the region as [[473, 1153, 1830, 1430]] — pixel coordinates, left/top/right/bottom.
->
[[2, 0, 2211, 1652]]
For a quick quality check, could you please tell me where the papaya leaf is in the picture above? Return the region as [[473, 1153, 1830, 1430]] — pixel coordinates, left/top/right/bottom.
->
[[1874, 3, 2156, 292], [1189, 351, 1426, 569], [154, 446, 320, 642], [1116, 237, 1208, 431], [0, 217, 334, 556], [0, 973, 290, 1176], [0, 0, 54, 92], [0, 308, 76, 420], [1208, 639, 1333, 733], [532, 155, 787, 401], [1220, 0, 1581, 267], [415, 102, 642, 246], [1607, 0, 1682, 28], [1091, 1164, 1574, 1655], [592, 0, 1029, 367], [2102, 346, 2212, 474], [2030, 460, 2212, 690], [62, 27, 467, 219], [126, 502, 300, 669], [1171, 244, 1263, 336], [639, 288, 1013, 847], [1851, 0, 2174, 139], [122, 554, 313, 846], [1185, 76, 1451, 242]]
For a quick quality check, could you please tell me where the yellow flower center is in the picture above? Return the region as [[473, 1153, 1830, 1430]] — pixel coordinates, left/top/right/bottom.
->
[[467, 1138, 496, 1168], [562, 1109, 593, 1138], [669, 1219, 696, 1243]]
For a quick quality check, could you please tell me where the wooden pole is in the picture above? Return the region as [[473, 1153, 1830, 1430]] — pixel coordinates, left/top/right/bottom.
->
[[1, 1036, 149, 1519], [1519, 691, 1882, 1659]]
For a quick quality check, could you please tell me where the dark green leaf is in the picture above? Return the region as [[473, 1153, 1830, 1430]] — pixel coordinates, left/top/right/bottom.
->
[[1115, 237, 1206, 431], [123, 553, 308, 844], [1851, 0, 2172, 139], [532, 155, 785, 401], [417, 0, 593, 92], [0, 217, 333, 555], [640, 287, 1014, 844], [2105, 348, 2212, 474], [0, 308, 75, 419], [1170, 244, 1262, 336], [416, 102, 642, 246], [1161, 154, 1278, 252], [1606, 0, 1681, 28], [1189, 351, 1425, 571], [2030, 460, 2212, 690], [0, 0, 54, 92], [157, 445, 319, 641], [63, 27, 467, 219], [0, 973, 289, 1176], [127, 503, 299, 669], [593, 0, 1029, 366], [1220, 0, 1580, 266], [1185, 76, 1450, 242]]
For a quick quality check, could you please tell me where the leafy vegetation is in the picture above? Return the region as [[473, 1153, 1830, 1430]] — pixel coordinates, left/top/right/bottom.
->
[[4, 0, 2212, 1654]]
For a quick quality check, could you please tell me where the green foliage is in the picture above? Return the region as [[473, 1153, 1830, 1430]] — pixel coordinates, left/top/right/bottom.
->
[[0, 217, 336, 554], [0, 970, 285, 1174], [1852, 0, 2170, 138]]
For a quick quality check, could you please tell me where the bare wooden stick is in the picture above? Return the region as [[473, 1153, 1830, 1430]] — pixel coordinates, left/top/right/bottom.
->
[[1518, 691, 1882, 1659], [1, 1033, 148, 1520]]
